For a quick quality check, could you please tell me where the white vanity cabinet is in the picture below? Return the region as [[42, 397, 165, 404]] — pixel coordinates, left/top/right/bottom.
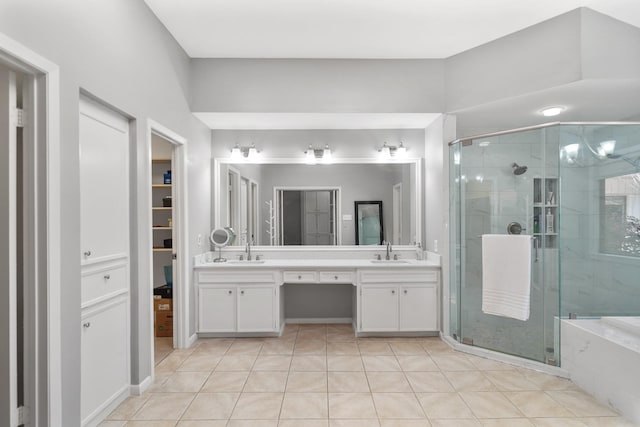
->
[[196, 269, 281, 334], [357, 268, 439, 334]]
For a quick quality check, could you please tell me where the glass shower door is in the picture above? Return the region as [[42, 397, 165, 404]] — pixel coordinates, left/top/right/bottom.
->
[[453, 128, 558, 363]]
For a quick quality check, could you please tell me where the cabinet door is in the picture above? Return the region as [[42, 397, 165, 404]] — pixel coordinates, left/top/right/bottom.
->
[[81, 298, 129, 424], [79, 98, 129, 262], [237, 286, 275, 332], [360, 286, 398, 332], [399, 285, 438, 331], [198, 287, 236, 332]]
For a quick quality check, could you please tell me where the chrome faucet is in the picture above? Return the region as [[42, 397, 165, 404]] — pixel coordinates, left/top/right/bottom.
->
[[245, 236, 253, 261], [385, 241, 392, 260]]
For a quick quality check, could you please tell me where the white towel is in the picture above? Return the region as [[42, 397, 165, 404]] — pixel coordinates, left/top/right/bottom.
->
[[482, 234, 531, 321]]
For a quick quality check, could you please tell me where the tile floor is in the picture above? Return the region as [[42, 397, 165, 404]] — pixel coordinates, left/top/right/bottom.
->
[[101, 324, 638, 427]]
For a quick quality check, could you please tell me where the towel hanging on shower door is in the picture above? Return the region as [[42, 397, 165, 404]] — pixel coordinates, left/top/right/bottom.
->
[[481, 234, 532, 321]]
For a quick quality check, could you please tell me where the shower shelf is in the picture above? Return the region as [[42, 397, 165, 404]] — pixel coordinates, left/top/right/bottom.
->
[[533, 177, 558, 248]]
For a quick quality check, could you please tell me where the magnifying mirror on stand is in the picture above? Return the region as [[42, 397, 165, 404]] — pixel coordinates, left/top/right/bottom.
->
[[210, 227, 236, 262]]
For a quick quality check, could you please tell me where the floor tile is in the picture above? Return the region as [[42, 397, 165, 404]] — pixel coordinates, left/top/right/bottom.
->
[[280, 420, 329, 427], [286, 371, 328, 392], [227, 421, 278, 427], [372, 392, 425, 419], [177, 421, 226, 427], [215, 355, 257, 371], [479, 419, 535, 427], [260, 340, 295, 355], [443, 371, 496, 392], [362, 356, 401, 372], [280, 392, 328, 419], [578, 417, 638, 426], [226, 340, 263, 355], [431, 355, 477, 371], [329, 393, 378, 419], [416, 392, 475, 419], [484, 371, 540, 391], [506, 391, 574, 418], [125, 422, 178, 427], [200, 371, 249, 392], [390, 342, 427, 355], [529, 419, 589, 427], [107, 395, 150, 420], [181, 392, 239, 420], [97, 421, 127, 427], [327, 342, 360, 355], [379, 420, 431, 427], [132, 393, 195, 420], [328, 371, 371, 392], [291, 355, 327, 371], [330, 420, 381, 427], [366, 372, 412, 392], [396, 355, 439, 371], [328, 356, 365, 371], [430, 420, 482, 427], [244, 371, 289, 392], [546, 390, 619, 417], [358, 341, 394, 356], [230, 392, 283, 420], [158, 371, 210, 392], [460, 391, 524, 418], [177, 353, 221, 371], [294, 340, 327, 355], [253, 355, 292, 371], [405, 371, 455, 392]]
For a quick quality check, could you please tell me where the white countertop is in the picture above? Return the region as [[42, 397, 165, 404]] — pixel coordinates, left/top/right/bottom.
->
[[194, 258, 440, 269]]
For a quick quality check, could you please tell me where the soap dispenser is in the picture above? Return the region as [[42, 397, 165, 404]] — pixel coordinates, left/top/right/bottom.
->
[[546, 209, 554, 233]]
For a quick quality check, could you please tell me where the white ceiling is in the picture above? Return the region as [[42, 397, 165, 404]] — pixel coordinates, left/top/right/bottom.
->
[[144, 0, 640, 59]]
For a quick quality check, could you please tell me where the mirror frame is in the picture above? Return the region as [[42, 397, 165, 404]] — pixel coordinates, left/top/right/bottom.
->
[[213, 156, 423, 250]]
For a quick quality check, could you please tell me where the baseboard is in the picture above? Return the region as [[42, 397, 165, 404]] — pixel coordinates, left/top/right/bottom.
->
[[82, 384, 129, 427], [286, 317, 352, 324], [130, 375, 152, 396], [187, 332, 198, 348]]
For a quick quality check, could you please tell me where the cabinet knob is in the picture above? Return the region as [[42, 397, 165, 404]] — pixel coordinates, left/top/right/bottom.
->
[[404, 289, 408, 294], [104, 274, 111, 280], [83, 250, 91, 257], [334, 275, 338, 280], [391, 290, 396, 294], [240, 290, 245, 295], [228, 290, 232, 295], [83, 322, 91, 328], [298, 275, 302, 280]]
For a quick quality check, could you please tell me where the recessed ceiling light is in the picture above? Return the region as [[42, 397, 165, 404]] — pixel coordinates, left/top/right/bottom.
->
[[540, 106, 565, 117]]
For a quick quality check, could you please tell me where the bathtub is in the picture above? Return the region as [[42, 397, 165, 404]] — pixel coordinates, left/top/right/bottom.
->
[[561, 317, 640, 423]]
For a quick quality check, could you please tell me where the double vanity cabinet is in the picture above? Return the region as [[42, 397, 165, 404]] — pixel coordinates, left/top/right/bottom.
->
[[195, 258, 440, 337]]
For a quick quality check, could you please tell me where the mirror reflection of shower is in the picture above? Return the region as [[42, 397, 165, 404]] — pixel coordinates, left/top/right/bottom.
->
[[512, 162, 528, 175]]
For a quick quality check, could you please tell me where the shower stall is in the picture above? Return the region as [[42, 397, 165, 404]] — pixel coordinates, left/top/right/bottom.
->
[[449, 122, 640, 367]]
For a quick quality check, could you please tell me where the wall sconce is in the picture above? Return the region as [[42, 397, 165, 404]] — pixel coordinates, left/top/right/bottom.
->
[[305, 144, 332, 165], [230, 143, 260, 161], [378, 142, 408, 160]]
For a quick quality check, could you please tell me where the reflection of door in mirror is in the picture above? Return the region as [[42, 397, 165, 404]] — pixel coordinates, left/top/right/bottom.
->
[[355, 201, 384, 245], [228, 168, 239, 237], [277, 189, 338, 245], [240, 178, 248, 245], [393, 183, 403, 245]]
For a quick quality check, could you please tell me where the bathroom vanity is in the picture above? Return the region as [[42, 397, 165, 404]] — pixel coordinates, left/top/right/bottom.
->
[[194, 255, 440, 337]]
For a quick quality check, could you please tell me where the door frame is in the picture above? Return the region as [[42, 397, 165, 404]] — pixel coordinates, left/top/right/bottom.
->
[[145, 120, 189, 371], [0, 32, 62, 426]]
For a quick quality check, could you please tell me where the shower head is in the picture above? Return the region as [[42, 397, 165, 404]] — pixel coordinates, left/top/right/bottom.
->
[[512, 163, 528, 175]]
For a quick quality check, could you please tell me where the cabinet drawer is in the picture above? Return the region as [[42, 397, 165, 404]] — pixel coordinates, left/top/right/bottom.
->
[[283, 271, 318, 283], [358, 269, 438, 284], [198, 270, 277, 284], [82, 265, 127, 304], [319, 271, 354, 283]]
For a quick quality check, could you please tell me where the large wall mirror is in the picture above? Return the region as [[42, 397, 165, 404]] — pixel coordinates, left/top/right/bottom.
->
[[213, 159, 422, 248]]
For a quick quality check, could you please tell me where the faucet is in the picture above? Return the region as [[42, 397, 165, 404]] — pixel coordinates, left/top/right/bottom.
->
[[245, 236, 252, 261], [385, 241, 392, 260]]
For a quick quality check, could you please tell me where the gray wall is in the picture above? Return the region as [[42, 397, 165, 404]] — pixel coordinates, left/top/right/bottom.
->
[[0, 1, 211, 424]]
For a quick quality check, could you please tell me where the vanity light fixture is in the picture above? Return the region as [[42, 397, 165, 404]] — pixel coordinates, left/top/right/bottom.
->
[[379, 141, 408, 160], [305, 144, 333, 165], [540, 106, 565, 117], [230, 143, 260, 162], [597, 140, 617, 158]]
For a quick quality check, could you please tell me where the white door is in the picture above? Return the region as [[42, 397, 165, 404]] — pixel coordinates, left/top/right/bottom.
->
[[79, 99, 129, 262], [0, 63, 19, 427], [237, 286, 275, 332], [360, 286, 398, 331], [399, 285, 438, 331], [198, 287, 236, 332]]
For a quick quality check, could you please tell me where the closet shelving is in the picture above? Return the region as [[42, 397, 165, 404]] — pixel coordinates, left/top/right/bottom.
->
[[152, 159, 173, 252]]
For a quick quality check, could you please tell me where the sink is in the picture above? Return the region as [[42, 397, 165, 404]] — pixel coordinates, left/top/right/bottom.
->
[[370, 259, 409, 264], [227, 260, 265, 264]]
